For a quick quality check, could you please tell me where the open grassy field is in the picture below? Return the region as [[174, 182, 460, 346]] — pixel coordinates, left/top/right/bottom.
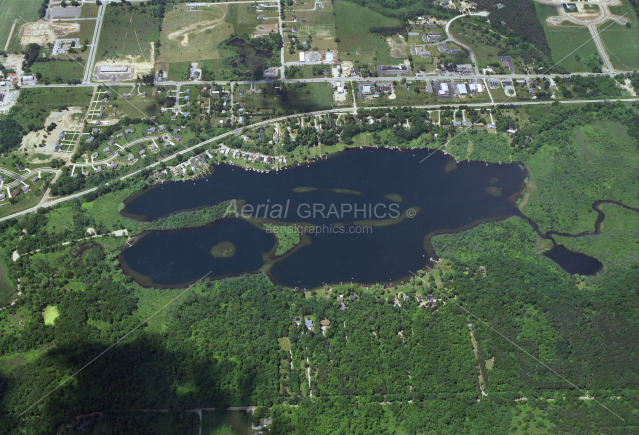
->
[[96, 5, 160, 62], [237, 82, 333, 113], [81, 186, 140, 232], [157, 4, 232, 63], [201, 409, 251, 435], [0, 0, 42, 50], [29, 59, 86, 84], [42, 305, 59, 325], [46, 206, 75, 234], [599, 2, 639, 71], [333, 0, 402, 65], [80, 3, 99, 18], [225, 3, 267, 36], [535, 3, 603, 73]]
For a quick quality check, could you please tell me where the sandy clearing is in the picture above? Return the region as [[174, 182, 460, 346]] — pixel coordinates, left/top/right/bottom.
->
[[19, 108, 84, 161], [20, 20, 80, 46], [167, 18, 226, 41]]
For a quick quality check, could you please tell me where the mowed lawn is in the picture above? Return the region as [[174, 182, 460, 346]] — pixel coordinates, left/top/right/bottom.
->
[[96, 5, 160, 62], [334, 0, 402, 64], [599, 2, 639, 71], [0, 0, 42, 49], [158, 4, 232, 63], [535, 3, 603, 72]]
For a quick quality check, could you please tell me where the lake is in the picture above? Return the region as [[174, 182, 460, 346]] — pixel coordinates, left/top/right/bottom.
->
[[120, 148, 529, 288]]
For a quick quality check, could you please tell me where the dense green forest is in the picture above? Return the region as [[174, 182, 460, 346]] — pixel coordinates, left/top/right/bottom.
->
[[1, 97, 639, 433]]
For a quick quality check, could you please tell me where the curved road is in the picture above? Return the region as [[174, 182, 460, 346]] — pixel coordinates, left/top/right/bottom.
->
[[444, 12, 490, 76]]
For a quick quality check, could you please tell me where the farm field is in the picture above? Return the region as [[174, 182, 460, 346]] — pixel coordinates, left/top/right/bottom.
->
[[599, 2, 639, 71], [535, 3, 603, 73], [0, 0, 42, 50], [96, 4, 160, 63], [157, 4, 232, 64], [333, 0, 403, 65]]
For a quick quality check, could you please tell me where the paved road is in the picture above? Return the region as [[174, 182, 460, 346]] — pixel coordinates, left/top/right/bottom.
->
[[73, 136, 159, 168], [83, 2, 106, 84], [4, 94, 639, 223]]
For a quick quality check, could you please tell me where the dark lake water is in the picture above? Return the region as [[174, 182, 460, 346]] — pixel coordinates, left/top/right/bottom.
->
[[543, 244, 603, 275], [120, 148, 533, 287]]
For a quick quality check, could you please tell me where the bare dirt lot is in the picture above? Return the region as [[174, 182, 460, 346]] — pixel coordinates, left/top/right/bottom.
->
[[386, 36, 408, 59], [19, 108, 84, 161], [20, 21, 80, 46]]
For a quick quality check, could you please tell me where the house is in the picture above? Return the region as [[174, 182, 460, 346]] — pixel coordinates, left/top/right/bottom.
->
[[147, 127, 156, 133], [184, 88, 191, 93], [263, 418, 272, 426], [95, 166, 103, 173], [0, 192, 5, 201], [91, 128, 99, 134], [183, 112, 191, 117], [292, 317, 302, 325], [11, 188, 19, 197], [127, 154, 135, 162], [103, 146, 112, 154], [125, 129, 134, 134], [402, 294, 410, 301], [21, 185, 30, 194], [416, 294, 423, 302], [238, 90, 244, 97], [139, 149, 146, 157], [292, 15, 297, 21], [54, 145, 62, 151], [258, 14, 264, 19], [108, 140, 116, 146], [31, 176, 39, 183], [496, 3, 505, 8], [304, 319, 314, 330], [123, 93, 131, 98], [350, 294, 358, 301], [149, 144, 158, 152], [175, 136, 183, 143], [159, 125, 166, 132], [59, 132, 67, 140], [108, 163, 118, 170], [91, 152, 99, 159], [139, 92, 147, 97], [86, 136, 95, 143], [184, 96, 190, 101], [16, 165, 25, 171]]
